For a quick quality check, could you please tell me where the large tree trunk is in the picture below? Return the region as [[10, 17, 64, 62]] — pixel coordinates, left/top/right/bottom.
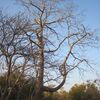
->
[[33, 34, 44, 100], [33, 82, 43, 100]]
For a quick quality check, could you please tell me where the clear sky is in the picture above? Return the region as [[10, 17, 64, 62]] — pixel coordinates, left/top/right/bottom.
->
[[76, 0, 100, 29], [66, 0, 100, 90], [0, 0, 100, 91]]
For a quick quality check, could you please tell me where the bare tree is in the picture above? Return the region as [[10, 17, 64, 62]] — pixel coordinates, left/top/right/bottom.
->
[[0, 0, 99, 100], [0, 11, 33, 100]]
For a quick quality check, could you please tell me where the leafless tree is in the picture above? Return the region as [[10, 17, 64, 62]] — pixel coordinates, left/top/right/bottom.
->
[[0, 0, 99, 100], [0, 11, 33, 100]]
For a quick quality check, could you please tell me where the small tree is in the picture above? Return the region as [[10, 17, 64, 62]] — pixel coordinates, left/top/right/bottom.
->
[[69, 84, 86, 100], [0, 11, 32, 99], [69, 82, 100, 100]]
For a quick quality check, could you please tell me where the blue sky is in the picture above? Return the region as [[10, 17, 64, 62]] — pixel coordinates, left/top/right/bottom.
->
[[66, 0, 100, 90], [0, 0, 100, 91], [76, 0, 100, 28]]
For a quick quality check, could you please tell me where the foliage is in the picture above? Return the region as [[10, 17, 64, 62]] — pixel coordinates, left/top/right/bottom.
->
[[43, 89, 68, 100], [0, 72, 35, 100], [0, 73, 100, 100], [68, 84, 86, 100], [69, 81, 100, 100]]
